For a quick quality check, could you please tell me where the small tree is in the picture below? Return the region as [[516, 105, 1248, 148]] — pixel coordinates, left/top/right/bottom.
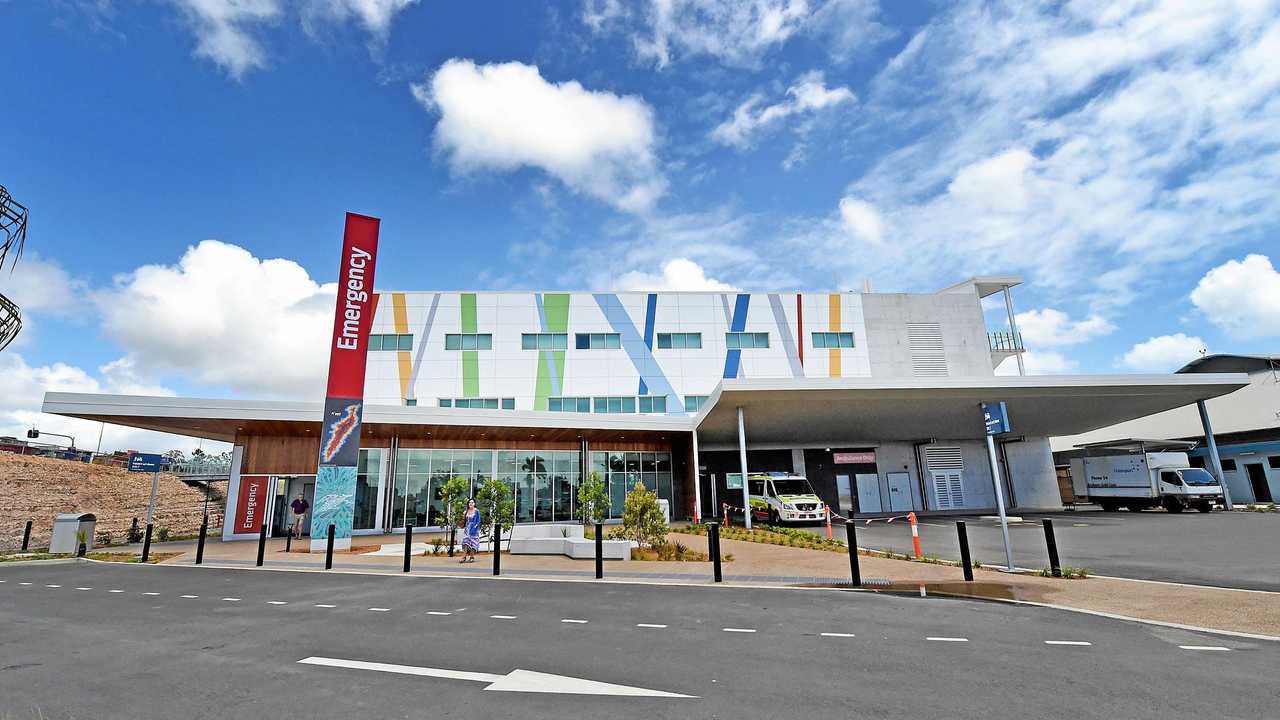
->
[[475, 477, 515, 549], [438, 475, 471, 556], [577, 471, 611, 525], [622, 481, 668, 549]]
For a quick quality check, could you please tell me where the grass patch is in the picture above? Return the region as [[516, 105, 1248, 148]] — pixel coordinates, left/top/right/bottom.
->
[[0, 552, 59, 562], [0, 550, 179, 564], [1036, 566, 1089, 579], [676, 523, 850, 554], [630, 542, 714, 562]]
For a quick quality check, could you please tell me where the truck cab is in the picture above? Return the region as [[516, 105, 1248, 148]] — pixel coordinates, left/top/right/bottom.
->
[[746, 472, 826, 524]]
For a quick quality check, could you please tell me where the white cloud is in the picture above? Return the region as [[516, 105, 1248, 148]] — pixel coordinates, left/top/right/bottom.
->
[[170, 0, 282, 78], [837, 196, 883, 244], [0, 352, 211, 454], [414, 59, 666, 213], [995, 350, 1077, 376], [615, 257, 738, 291], [712, 71, 855, 149], [1190, 254, 1280, 337], [796, 1, 1280, 310], [301, 0, 419, 38], [93, 240, 335, 398], [589, 0, 884, 68], [0, 254, 81, 316], [1014, 308, 1115, 348], [1120, 333, 1207, 373]]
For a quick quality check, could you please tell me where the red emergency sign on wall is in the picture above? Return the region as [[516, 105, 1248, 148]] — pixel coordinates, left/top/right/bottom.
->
[[234, 474, 270, 533]]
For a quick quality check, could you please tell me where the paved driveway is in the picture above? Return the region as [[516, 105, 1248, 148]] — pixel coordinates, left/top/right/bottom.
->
[[804, 509, 1280, 591]]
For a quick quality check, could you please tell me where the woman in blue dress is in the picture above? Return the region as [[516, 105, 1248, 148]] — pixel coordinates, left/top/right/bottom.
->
[[461, 498, 482, 563]]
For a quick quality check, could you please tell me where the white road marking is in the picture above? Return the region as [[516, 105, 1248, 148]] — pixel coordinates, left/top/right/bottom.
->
[[223, 597, 241, 602], [314, 604, 336, 608], [267, 601, 288, 605], [298, 657, 695, 697], [368, 607, 391, 612], [76, 587, 93, 591], [426, 611, 452, 616], [490, 614, 517, 620], [108, 590, 124, 593], [143, 592, 160, 596], [561, 619, 588, 624], [722, 628, 756, 633], [46, 584, 61, 588], [181, 595, 199, 599], [636, 623, 667, 629], [926, 637, 969, 642], [1179, 645, 1230, 652], [19, 582, 32, 586], [1045, 641, 1092, 646], [820, 632, 857, 638]]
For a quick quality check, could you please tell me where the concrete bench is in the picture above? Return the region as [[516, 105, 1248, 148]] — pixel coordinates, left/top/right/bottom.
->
[[564, 537, 631, 560], [506, 523, 631, 561]]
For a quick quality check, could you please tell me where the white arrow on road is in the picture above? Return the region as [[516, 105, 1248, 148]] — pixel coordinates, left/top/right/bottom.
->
[[298, 657, 696, 698]]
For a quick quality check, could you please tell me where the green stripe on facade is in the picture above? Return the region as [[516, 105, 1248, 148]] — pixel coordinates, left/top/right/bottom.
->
[[533, 294, 570, 411], [461, 293, 479, 397]]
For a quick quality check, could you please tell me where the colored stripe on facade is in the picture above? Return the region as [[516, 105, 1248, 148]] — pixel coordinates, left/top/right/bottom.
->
[[828, 293, 841, 378], [768, 293, 804, 378], [533, 293, 569, 411], [796, 293, 804, 368], [405, 293, 441, 401], [639, 293, 657, 395], [722, 293, 750, 379], [594, 293, 686, 415], [460, 293, 479, 397], [392, 292, 412, 400]]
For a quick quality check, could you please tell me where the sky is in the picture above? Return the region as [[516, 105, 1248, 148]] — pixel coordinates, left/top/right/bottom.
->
[[2, 0, 1278, 454]]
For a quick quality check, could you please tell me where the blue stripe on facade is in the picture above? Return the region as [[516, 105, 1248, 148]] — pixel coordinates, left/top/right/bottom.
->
[[722, 293, 750, 379], [639, 293, 657, 395], [593, 293, 686, 416]]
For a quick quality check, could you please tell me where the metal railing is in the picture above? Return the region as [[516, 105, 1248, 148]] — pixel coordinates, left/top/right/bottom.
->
[[988, 331, 1024, 353], [169, 460, 232, 478]]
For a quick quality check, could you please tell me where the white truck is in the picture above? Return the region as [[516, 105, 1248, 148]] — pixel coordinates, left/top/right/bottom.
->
[[1069, 446, 1223, 513]]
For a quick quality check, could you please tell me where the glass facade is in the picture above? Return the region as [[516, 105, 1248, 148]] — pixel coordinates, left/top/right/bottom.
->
[[392, 448, 494, 528], [497, 450, 581, 524], [591, 450, 673, 518], [353, 449, 384, 531]]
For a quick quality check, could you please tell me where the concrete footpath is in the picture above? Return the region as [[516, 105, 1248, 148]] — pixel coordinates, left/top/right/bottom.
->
[[138, 530, 1280, 640]]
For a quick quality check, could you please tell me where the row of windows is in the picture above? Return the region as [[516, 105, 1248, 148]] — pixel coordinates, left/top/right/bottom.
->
[[657, 332, 702, 349], [369, 334, 413, 351], [725, 332, 770, 349], [684, 395, 709, 412], [444, 333, 493, 350], [546, 395, 669, 414], [521, 333, 569, 351], [438, 397, 516, 409], [576, 333, 621, 349], [812, 331, 856, 348]]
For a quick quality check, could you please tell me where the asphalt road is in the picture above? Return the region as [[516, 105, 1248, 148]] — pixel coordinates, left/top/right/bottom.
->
[[1, 562, 1276, 719], [802, 510, 1280, 591]]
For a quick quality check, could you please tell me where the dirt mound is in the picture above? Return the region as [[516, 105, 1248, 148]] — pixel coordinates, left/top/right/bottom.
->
[[0, 452, 223, 550]]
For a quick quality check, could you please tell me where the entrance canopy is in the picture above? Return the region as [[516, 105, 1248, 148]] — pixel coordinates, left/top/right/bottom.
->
[[692, 374, 1248, 447]]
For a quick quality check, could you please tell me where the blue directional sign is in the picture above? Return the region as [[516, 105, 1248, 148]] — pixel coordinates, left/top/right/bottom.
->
[[982, 401, 1010, 436], [127, 452, 164, 473]]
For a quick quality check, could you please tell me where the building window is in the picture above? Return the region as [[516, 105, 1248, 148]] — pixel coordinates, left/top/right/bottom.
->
[[549, 397, 591, 413], [638, 396, 667, 414], [812, 331, 855, 348], [575, 333, 621, 349], [684, 395, 709, 413], [369, 333, 412, 351], [405, 399, 417, 407], [591, 451, 673, 519], [444, 333, 492, 351], [522, 333, 568, 350], [1221, 458, 1238, 472], [440, 398, 514, 410], [593, 396, 636, 413], [725, 332, 769, 349], [657, 332, 702, 349]]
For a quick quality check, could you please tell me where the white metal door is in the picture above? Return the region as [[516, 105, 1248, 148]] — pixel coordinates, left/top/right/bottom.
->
[[855, 473, 882, 513], [836, 474, 853, 514], [886, 472, 913, 512]]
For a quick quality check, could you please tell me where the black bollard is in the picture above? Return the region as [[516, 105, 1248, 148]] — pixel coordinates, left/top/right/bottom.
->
[[142, 523, 154, 562], [957, 521, 973, 582], [324, 524, 335, 570], [709, 522, 722, 583], [1043, 518, 1061, 578], [403, 520, 413, 573], [21, 519, 32, 552], [448, 525, 456, 558], [845, 519, 861, 586], [594, 523, 603, 579], [492, 521, 502, 577], [196, 514, 208, 565], [129, 517, 139, 543], [255, 520, 267, 567], [285, 530, 292, 553]]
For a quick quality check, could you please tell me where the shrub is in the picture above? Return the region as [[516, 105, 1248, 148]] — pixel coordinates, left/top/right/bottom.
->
[[474, 476, 515, 546], [577, 471, 612, 525], [622, 481, 668, 549], [430, 537, 445, 555], [156, 527, 171, 543]]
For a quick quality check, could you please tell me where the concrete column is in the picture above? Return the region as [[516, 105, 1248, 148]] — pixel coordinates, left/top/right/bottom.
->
[[1002, 286, 1025, 377], [1197, 400, 1233, 510], [691, 430, 702, 523], [736, 406, 752, 529], [790, 448, 807, 477]]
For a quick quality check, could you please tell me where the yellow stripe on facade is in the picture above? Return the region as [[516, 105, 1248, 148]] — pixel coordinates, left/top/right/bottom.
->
[[828, 293, 841, 378], [392, 293, 412, 400]]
